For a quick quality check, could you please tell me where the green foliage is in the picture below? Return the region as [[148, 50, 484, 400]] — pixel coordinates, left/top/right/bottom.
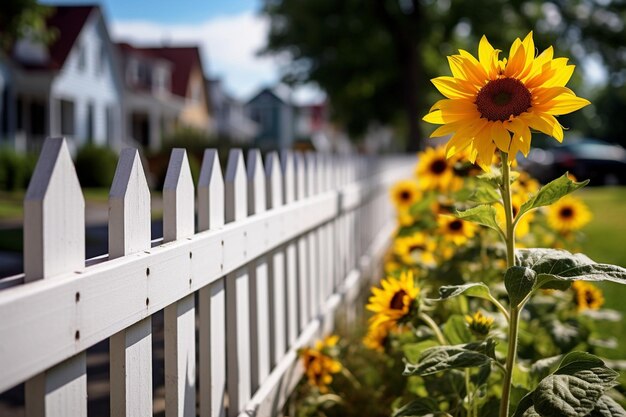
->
[[74, 144, 118, 188], [513, 352, 621, 417], [504, 266, 537, 307], [438, 283, 492, 301], [0, 148, 37, 191], [455, 205, 501, 233], [518, 174, 589, 219], [0, 0, 56, 50], [404, 340, 496, 377], [392, 397, 445, 417], [515, 248, 626, 290]]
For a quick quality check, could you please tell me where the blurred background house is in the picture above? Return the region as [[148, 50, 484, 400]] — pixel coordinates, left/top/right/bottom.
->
[[0, 5, 124, 153], [208, 77, 258, 145]]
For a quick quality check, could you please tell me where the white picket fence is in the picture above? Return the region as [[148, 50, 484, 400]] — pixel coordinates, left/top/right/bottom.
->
[[0, 137, 413, 417]]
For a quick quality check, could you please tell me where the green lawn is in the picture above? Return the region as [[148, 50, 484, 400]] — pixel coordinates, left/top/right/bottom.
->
[[577, 186, 626, 360]]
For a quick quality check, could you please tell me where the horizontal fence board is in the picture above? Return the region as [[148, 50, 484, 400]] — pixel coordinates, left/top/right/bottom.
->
[[0, 192, 339, 392]]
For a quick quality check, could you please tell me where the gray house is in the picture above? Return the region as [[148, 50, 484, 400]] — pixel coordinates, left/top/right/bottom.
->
[[245, 85, 295, 150]]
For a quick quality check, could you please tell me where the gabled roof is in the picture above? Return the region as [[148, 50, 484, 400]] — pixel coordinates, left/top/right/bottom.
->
[[9, 5, 98, 70], [138, 46, 204, 97], [247, 85, 294, 106]]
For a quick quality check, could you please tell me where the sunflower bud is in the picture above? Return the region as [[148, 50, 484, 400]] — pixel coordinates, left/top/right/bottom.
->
[[465, 311, 494, 337]]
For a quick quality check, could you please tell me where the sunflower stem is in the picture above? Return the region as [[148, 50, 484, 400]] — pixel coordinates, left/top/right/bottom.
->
[[418, 311, 447, 345], [499, 151, 520, 417]]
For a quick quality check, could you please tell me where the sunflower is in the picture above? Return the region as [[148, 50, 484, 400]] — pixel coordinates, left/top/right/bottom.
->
[[299, 335, 342, 393], [571, 281, 604, 311], [363, 320, 395, 352], [437, 215, 477, 245], [415, 146, 463, 192], [393, 233, 436, 266], [390, 179, 422, 209], [367, 271, 419, 327], [547, 195, 592, 233], [423, 32, 590, 168], [465, 311, 495, 336]]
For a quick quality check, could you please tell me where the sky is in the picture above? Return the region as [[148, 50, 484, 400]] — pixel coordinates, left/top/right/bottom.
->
[[40, 0, 323, 103]]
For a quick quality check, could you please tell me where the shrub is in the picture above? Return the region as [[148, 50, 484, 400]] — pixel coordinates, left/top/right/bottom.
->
[[0, 148, 37, 191], [74, 144, 118, 188]]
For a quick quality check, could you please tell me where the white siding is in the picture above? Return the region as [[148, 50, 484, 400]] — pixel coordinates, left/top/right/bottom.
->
[[50, 12, 123, 148]]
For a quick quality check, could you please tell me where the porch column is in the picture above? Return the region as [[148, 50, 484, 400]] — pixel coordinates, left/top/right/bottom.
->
[[149, 109, 160, 152]]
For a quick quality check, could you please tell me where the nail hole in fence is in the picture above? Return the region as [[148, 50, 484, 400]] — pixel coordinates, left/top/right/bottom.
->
[[146, 267, 150, 276], [75, 292, 80, 303], [189, 251, 193, 259], [75, 330, 80, 340], [146, 298, 150, 307]]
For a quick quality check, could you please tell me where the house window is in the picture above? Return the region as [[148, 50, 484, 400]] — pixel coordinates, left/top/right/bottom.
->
[[86, 102, 94, 142], [60, 99, 75, 136], [77, 44, 86, 71], [30, 101, 46, 136]]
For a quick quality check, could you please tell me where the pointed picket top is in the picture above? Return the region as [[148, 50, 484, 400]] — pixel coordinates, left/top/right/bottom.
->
[[225, 149, 247, 223], [305, 152, 318, 196], [109, 148, 151, 259], [294, 152, 307, 201], [163, 148, 195, 242], [246, 149, 266, 216], [265, 151, 283, 210], [198, 149, 225, 232], [280, 150, 295, 204], [24, 137, 85, 282]]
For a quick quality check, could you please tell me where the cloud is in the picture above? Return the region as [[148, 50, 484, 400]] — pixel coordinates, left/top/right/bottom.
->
[[111, 12, 279, 100]]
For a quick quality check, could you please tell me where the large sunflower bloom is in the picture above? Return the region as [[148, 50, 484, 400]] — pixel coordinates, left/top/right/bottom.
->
[[367, 271, 419, 327], [390, 179, 422, 209], [547, 195, 592, 233], [423, 32, 590, 168]]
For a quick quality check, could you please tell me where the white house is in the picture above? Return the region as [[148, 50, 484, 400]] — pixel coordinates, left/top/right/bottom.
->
[[0, 5, 125, 152]]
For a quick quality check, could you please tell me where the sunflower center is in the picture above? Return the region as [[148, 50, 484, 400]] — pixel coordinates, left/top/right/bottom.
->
[[430, 159, 448, 175], [559, 207, 574, 219], [408, 243, 424, 253], [448, 220, 463, 231], [399, 190, 412, 201], [585, 290, 595, 306], [390, 290, 407, 310], [475, 77, 532, 122]]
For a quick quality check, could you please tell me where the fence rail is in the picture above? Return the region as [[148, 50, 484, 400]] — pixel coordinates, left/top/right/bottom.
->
[[0, 137, 413, 417]]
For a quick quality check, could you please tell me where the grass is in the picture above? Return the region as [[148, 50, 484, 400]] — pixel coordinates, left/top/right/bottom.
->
[[577, 186, 626, 360]]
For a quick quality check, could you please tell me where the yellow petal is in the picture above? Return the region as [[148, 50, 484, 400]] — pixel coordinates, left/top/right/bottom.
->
[[431, 77, 476, 99], [543, 95, 591, 115], [491, 121, 511, 151], [423, 110, 444, 124]]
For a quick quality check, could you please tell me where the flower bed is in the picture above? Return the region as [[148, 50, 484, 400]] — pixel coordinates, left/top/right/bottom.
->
[[291, 33, 626, 417]]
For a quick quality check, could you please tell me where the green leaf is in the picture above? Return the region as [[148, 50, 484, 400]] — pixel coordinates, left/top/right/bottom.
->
[[443, 315, 472, 345], [438, 283, 492, 301], [512, 352, 622, 417], [515, 248, 626, 288], [469, 181, 502, 204], [505, 266, 537, 307], [533, 374, 604, 417], [588, 395, 626, 417], [455, 205, 501, 232], [403, 344, 492, 376], [392, 397, 442, 417], [518, 173, 589, 216], [403, 340, 439, 363]]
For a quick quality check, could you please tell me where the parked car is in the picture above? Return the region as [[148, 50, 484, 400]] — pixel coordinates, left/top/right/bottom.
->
[[520, 138, 626, 185]]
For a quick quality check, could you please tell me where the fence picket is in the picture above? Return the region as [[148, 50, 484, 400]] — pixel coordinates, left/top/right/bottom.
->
[[265, 152, 287, 367], [246, 149, 271, 393], [23, 138, 87, 417], [163, 149, 196, 417], [225, 149, 251, 415], [280, 150, 299, 346], [305, 152, 320, 318], [294, 152, 309, 330], [197, 149, 227, 417], [109, 149, 153, 417]]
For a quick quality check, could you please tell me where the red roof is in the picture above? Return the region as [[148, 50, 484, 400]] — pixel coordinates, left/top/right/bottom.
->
[[9, 5, 98, 70], [139, 47, 203, 97]]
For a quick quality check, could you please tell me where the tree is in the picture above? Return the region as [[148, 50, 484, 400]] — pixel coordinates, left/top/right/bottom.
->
[[261, 0, 626, 151], [0, 0, 54, 50]]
